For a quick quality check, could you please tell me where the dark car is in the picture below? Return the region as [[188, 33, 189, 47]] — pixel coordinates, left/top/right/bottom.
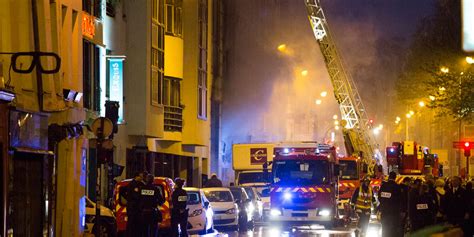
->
[[229, 186, 254, 230]]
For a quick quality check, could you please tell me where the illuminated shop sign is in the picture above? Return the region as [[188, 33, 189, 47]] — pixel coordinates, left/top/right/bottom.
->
[[82, 12, 96, 38], [108, 58, 125, 124]]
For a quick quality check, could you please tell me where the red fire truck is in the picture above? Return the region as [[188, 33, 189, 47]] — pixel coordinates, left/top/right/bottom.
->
[[386, 141, 439, 178], [268, 143, 340, 227]]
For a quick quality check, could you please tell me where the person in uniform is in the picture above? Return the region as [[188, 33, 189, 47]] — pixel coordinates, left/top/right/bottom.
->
[[409, 183, 436, 231], [171, 178, 189, 237], [204, 173, 223, 187], [127, 172, 145, 237], [378, 171, 403, 237], [351, 177, 375, 236], [444, 176, 468, 226], [140, 174, 165, 237]]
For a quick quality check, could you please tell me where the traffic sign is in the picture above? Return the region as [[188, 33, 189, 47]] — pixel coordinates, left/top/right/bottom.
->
[[91, 117, 113, 138]]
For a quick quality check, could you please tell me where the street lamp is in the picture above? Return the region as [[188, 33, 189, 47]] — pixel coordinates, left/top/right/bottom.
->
[[315, 99, 322, 105], [333, 115, 338, 120], [466, 56, 474, 64], [419, 101, 425, 107], [277, 44, 287, 52], [320, 91, 328, 97], [429, 95, 436, 101], [440, 66, 449, 73]]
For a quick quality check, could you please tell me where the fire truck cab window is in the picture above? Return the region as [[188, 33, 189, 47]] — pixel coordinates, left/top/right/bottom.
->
[[339, 160, 359, 180], [273, 160, 328, 185]]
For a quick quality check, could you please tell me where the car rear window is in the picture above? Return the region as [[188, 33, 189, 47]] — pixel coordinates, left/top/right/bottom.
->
[[187, 192, 201, 205], [204, 190, 233, 202]]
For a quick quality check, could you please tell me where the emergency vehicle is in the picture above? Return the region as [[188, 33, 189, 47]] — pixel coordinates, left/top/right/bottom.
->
[[113, 177, 174, 235], [268, 143, 340, 227], [386, 141, 439, 180]]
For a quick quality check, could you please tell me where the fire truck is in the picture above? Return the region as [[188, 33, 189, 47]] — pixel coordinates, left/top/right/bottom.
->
[[386, 141, 440, 181], [268, 143, 341, 227]]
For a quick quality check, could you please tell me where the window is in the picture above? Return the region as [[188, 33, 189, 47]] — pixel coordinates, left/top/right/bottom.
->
[[198, 0, 208, 119], [151, 0, 165, 106], [165, 0, 183, 37], [163, 77, 181, 107], [83, 39, 101, 111], [83, 0, 102, 18]]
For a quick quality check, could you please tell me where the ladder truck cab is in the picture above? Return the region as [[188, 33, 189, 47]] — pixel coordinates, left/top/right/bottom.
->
[[337, 156, 360, 200], [386, 141, 440, 179], [268, 143, 340, 227]]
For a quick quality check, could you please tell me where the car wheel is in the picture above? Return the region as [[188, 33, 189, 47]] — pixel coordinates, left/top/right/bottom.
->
[[93, 222, 115, 237]]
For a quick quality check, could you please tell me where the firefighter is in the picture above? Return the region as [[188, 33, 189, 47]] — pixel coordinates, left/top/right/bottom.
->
[[351, 177, 375, 236], [378, 171, 403, 237], [140, 174, 165, 237], [127, 172, 145, 237], [171, 178, 189, 237]]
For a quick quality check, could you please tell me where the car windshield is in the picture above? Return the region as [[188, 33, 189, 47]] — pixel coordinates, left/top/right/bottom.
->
[[243, 188, 255, 199], [187, 191, 201, 205], [238, 172, 270, 184], [204, 190, 233, 202], [229, 188, 243, 201], [339, 160, 359, 180], [273, 160, 328, 185]]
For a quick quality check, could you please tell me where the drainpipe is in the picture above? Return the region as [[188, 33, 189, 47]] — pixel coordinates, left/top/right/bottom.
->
[[31, 0, 44, 112]]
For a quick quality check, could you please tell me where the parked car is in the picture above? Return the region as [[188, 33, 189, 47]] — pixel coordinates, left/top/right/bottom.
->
[[229, 186, 254, 230], [113, 177, 174, 236], [259, 188, 271, 221], [202, 187, 239, 230], [84, 196, 117, 237], [184, 187, 214, 235], [242, 186, 263, 221]]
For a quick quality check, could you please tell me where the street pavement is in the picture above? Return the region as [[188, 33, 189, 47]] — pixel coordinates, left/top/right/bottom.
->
[[192, 222, 382, 237]]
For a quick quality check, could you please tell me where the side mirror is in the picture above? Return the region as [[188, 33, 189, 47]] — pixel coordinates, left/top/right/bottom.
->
[[235, 199, 241, 204], [204, 201, 210, 209], [334, 164, 341, 176]]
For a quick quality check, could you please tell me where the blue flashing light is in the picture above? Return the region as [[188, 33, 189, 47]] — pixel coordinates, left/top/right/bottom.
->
[[283, 148, 290, 153], [283, 192, 292, 200]]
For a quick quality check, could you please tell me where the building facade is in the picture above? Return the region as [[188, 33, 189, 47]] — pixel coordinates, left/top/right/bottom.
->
[[0, 0, 88, 236]]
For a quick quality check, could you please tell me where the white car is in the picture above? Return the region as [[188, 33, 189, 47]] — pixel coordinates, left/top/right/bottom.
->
[[202, 187, 239, 230], [184, 187, 214, 234], [84, 196, 116, 237]]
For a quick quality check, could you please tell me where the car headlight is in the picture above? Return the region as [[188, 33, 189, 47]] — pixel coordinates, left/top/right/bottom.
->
[[189, 209, 203, 217], [247, 202, 255, 213], [319, 209, 330, 217], [225, 208, 236, 214], [270, 209, 282, 216]]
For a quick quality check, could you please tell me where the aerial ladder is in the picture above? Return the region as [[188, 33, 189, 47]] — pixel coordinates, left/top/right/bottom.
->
[[304, 0, 385, 176]]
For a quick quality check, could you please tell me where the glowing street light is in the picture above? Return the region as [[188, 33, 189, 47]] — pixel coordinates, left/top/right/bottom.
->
[[301, 70, 308, 76], [406, 113, 412, 118], [277, 44, 287, 52], [396, 116, 401, 122], [332, 115, 338, 120], [334, 120, 339, 125], [440, 67, 449, 73], [320, 91, 328, 97], [429, 95, 436, 101], [315, 99, 322, 105], [335, 125, 340, 130], [373, 128, 380, 135], [418, 101, 425, 107], [395, 120, 400, 124], [378, 124, 383, 130], [466, 56, 474, 64], [439, 87, 446, 91], [409, 110, 415, 115]]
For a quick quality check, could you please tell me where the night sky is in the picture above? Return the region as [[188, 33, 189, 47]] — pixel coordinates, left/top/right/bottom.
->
[[221, 0, 436, 172]]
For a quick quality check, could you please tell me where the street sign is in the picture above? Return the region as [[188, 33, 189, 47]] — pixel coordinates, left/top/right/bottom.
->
[[91, 117, 113, 138]]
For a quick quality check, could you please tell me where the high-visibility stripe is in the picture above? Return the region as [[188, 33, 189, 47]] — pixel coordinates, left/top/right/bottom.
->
[[309, 187, 316, 192], [350, 183, 356, 187], [277, 187, 283, 192], [317, 187, 324, 192], [285, 187, 292, 192], [301, 187, 308, 193], [326, 188, 331, 192], [293, 187, 299, 192]]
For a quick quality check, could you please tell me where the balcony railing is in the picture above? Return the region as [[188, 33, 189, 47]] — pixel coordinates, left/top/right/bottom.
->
[[164, 105, 183, 131]]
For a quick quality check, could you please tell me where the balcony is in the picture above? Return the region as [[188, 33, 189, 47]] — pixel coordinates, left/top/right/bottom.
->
[[164, 105, 183, 132]]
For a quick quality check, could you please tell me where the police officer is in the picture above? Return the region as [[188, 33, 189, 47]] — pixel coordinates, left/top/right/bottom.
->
[[171, 178, 189, 237], [409, 183, 436, 231], [205, 173, 223, 187], [378, 171, 403, 237], [127, 172, 145, 237], [351, 177, 375, 236], [140, 174, 165, 237]]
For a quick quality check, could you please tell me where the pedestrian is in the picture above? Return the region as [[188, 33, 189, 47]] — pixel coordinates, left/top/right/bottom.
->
[[434, 179, 446, 223], [444, 176, 468, 226], [171, 178, 189, 237], [464, 180, 474, 236], [351, 177, 374, 236], [140, 174, 165, 237], [400, 177, 411, 234], [127, 172, 145, 237], [204, 173, 223, 187], [378, 171, 404, 237], [409, 183, 436, 231]]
